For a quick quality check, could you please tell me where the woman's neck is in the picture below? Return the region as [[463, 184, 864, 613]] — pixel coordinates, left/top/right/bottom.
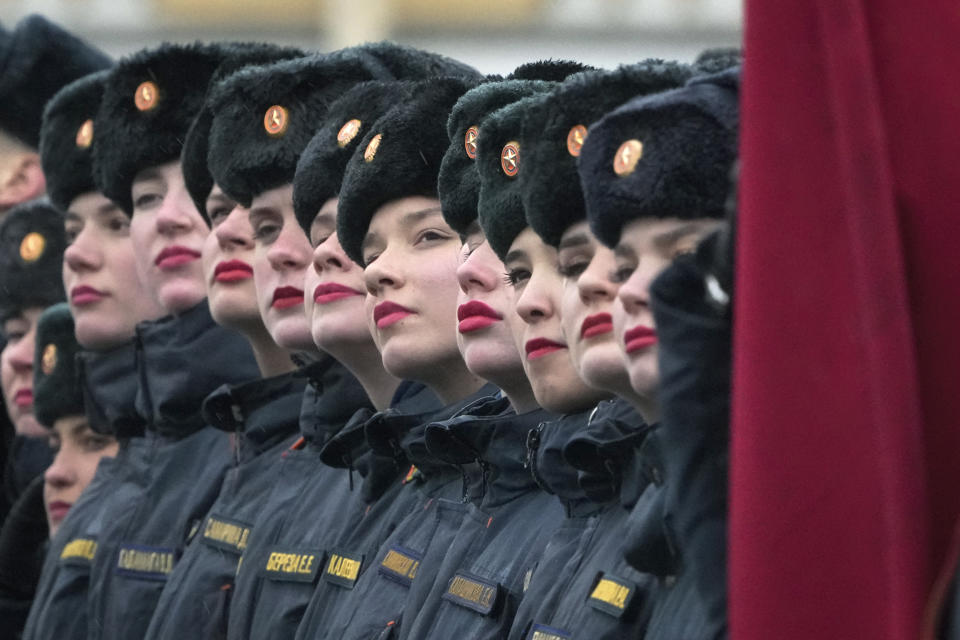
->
[[243, 325, 297, 378], [326, 340, 402, 411]]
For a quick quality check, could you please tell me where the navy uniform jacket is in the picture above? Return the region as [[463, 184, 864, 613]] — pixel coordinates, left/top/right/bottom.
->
[[86, 302, 259, 640], [224, 358, 377, 640], [398, 396, 563, 640], [299, 385, 496, 640], [23, 341, 146, 640], [143, 370, 307, 639]]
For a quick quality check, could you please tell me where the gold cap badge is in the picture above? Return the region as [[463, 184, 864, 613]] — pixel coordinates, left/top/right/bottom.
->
[[613, 139, 643, 176], [264, 105, 289, 137], [464, 126, 479, 159], [364, 133, 383, 163], [567, 124, 587, 157], [41, 344, 58, 376], [134, 81, 159, 111], [500, 141, 519, 178], [76, 119, 94, 149], [337, 119, 362, 148], [19, 232, 46, 263]]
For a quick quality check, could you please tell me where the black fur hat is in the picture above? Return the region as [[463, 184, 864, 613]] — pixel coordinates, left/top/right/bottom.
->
[[0, 199, 66, 321], [438, 79, 554, 236], [343, 40, 479, 80], [292, 80, 413, 234], [181, 43, 307, 222], [33, 303, 83, 428], [337, 76, 481, 265], [692, 47, 743, 75], [475, 95, 544, 261], [507, 59, 595, 82], [92, 42, 234, 215], [521, 60, 692, 247], [0, 14, 111, 148], [580, 67, 740, 248], [39, 70, 111, 212]]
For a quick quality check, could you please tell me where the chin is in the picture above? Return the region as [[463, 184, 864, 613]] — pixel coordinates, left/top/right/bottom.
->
[[380, 340, 450, 384], [627, 360, 660, 400], [270, 318, 315, 352], [577, 350, 632, 396], [74, 320, 131, 351], [462, 343, 523, 387], [159, 283, 207, 315]]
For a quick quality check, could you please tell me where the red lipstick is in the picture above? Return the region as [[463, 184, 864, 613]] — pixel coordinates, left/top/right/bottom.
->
[[46, 500, 71, 523], [623, 325, 657, 354], [272, 286, 304, 310], [13, 389, 33, 407], [70, 285, 106, 306], [457, 300, 503, 334], [373, 301, 413, 329], [525, 337, 566, 360], [580, 312, 613, 339], [214, 260, 253, 283], [313, 282, 364, 305], [155, 245, 201, 270]]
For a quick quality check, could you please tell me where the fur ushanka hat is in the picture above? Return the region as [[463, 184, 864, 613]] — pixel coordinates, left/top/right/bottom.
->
[[292, 80, 414, 234], [474, 95, 543, 261], [33, 303, 84, 428], [520, 60, 692, 248], [0, 199, 66, 322], [0, 14, 111, 148], [336, 75, 482, 265], [579, 67, 741, 248], [180, 43, 307, 222], [39, 70, 111, 212], [438, 79, 555, 236]]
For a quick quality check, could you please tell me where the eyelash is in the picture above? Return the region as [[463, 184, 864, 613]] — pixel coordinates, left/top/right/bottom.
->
[[134, 193, 162, 210], [503, 268, 530, 287], [557, 261, 589, 279], [252, 221, 281, 243]]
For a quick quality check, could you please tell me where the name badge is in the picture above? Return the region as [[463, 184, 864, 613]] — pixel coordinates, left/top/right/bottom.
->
[[262, 547, 323, 583], [323, 549, 364, 589], [526, 623, 572, 640], [115, 544, 177, 581], [442, 571, 500, 615], [587, 572, 637, 618], [60, 537, 97, 566], [201, 514, 251, 554], [378, 544, 422, 587]]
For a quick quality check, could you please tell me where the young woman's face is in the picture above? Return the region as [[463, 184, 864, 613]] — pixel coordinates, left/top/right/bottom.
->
[[557, 221, 636, 399], [505, 227, 609, 414], [129, 161, 210, 315], [303, 198, 372, 354], [43, 415, 118, 538], [200, 186, 260, 332], [0, 307, 46, 438], [613, 217, 717, 398], [361, 196, 463, 382], [455, 224, 527, 390], [249, 184, 314, 352], [63, 191, 165, 350]]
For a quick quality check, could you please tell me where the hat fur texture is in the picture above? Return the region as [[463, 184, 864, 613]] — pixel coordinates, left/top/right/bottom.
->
[[0, 199, 67, 321], [33, 303, 84, 427]]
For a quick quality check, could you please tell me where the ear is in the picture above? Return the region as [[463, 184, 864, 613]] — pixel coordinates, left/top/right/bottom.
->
[[0, 153, 46, 210]]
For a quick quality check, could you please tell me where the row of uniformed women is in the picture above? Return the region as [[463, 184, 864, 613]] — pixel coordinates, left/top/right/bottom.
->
[[1, 29, 736, 640]]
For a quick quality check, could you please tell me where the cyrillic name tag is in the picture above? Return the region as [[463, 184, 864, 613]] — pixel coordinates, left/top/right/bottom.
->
[[588, 572, 636, 618], [115, 544, 176, 581], [442, 571, 500, 615], [378, 544, 422, 587], [60, 538, 97, 565], [201, 514, 251, 554], [322, 549, 364, 589], [261, 547, 323, 583], [526, 623, 572, 640]]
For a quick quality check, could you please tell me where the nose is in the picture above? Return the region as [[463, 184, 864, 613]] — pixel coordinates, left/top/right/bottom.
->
[[63, 228, 102, 275], [576, 249, 619, 305], [514, 271, 555, 325], [155, 194, 195, 236], [214, 206, 254, 252], [312, 232, 352, 275], [44, 449, 75, 490], [456, 244, 498, 296], [267, 225, 312, 273], [363, 246, 404, 296], [617, 260, 656, 313], [7, 332, 35, 374]]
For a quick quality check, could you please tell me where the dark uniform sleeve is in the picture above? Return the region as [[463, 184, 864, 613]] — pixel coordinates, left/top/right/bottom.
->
[[0, 474, 48, 635]]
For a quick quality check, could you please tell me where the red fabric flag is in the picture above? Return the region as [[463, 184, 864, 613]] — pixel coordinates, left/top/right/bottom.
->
[[732, 0, 960, 637]]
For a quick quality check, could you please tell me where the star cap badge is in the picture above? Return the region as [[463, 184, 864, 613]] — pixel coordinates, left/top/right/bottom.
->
[[19, 232, 46, 263], [134, 81, 159, 111], [364, 133, 383, 163], [501, 141, 519, 178], [75, 119, 94, 149], [338, 119, 362, 148], [264, 105, 289, 137], [464, 126, 479, 159], [41, 344, 58, 376], [613, 139, 643, 176], [567, 124, 587, 157]]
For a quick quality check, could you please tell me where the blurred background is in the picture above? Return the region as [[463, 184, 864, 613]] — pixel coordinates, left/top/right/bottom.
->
[[0, 0, 740, 73]]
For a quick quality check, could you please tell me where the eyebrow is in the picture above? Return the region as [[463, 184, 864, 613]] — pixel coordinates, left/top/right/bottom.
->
[[132, 168, 163, 185], [614, 243, 637, 261], [503, 248, 529, 265], [651, 222, 714, 251], [312, 211, 336, 228], [360, 205, 444, 253], [557, 231, 592, 251]]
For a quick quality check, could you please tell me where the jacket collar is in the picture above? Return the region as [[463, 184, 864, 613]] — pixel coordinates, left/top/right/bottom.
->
[[77, 340, 146, 438]]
